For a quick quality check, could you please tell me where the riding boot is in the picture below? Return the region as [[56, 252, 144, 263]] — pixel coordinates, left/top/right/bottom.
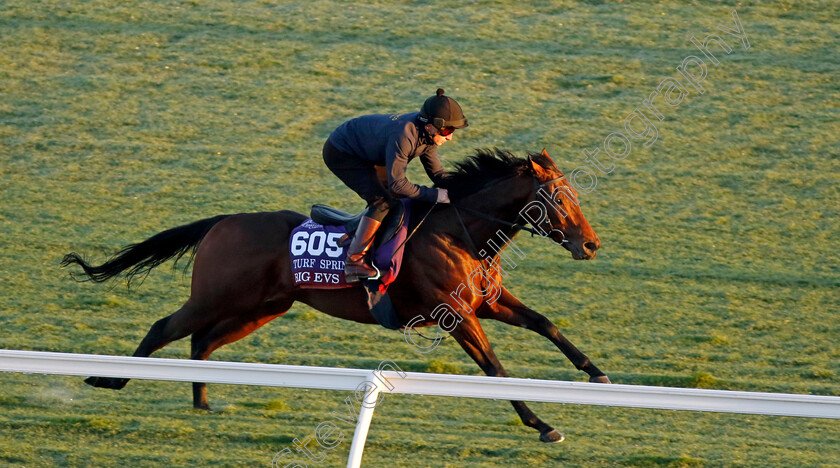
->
[[344, 216, 382, 282]]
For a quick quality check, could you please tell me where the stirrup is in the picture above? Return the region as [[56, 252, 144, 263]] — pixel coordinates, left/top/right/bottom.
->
[[367, 263, 381, 281], [346, 262, 381, 282]]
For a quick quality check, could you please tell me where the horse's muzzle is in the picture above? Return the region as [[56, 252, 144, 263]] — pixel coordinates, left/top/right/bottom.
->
[[567, 240, 599, 260]]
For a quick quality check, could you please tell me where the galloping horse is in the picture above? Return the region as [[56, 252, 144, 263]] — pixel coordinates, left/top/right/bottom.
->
[[63, 148, 609, 443]]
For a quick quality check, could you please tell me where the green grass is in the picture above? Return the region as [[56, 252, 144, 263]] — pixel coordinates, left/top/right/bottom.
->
[[1, 0, 839, 466]]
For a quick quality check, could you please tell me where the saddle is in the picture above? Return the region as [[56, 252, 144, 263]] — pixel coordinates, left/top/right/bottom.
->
[[310, 202, 406, 248]]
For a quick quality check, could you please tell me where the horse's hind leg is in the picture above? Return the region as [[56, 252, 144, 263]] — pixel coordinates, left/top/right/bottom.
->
[[85, 301, 211, 390], [189, 300, 293, 410], [449, 317, 564, 443]]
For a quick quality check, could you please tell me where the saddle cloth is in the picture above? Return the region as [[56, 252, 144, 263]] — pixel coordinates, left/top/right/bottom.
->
[[290, 200, 411, 290]]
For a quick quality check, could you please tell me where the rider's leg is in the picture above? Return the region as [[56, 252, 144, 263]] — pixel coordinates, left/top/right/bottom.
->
[[322, 139, 394, 281], [344, 213, 382, 281], [322, 139, 391, 204]]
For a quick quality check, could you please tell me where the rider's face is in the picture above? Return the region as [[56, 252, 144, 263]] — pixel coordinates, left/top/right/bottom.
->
[[427, 125, 454, 146], [433, 132, 453, 145]]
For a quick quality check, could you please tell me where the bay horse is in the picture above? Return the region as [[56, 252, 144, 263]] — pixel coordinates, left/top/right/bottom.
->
[[62, 148, 609, 443]]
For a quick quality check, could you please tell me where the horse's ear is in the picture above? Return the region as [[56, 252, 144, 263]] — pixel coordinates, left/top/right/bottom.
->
[[539, 148, 558, 168], [528, 153, 552, 179]]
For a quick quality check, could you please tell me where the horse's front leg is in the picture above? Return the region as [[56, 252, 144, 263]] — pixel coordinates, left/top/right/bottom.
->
[[447, 316, 564, 443], [478, 286, 610, 383]]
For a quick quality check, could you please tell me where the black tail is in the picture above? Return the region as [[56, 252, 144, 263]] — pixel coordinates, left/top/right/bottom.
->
[[62, 214, 231, 285]]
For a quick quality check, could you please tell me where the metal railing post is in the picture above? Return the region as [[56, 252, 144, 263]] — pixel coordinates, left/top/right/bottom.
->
[[346, 371, 383, 468]]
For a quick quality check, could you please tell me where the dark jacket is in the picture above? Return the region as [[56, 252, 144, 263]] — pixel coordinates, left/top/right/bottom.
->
[[327, 112, 447, 203]]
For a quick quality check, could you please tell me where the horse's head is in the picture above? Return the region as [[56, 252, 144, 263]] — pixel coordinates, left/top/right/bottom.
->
[[527, 149, 601, 260], [439, 148, 601, 260]]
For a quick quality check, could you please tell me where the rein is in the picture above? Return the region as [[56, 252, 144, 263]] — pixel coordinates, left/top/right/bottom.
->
[[452, 205, 542, 236], [390, 201, 439, 258]]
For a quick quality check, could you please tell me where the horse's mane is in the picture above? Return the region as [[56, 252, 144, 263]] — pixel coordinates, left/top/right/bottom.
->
[[437, 148, 551, 199]]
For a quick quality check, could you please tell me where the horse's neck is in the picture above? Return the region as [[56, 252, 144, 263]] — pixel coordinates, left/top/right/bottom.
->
[[456, 176, 535, 256]]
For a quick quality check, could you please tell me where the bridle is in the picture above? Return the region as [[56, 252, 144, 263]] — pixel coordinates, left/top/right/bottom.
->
[[530, 176, 570, 242], [452, 175, 570, 259]]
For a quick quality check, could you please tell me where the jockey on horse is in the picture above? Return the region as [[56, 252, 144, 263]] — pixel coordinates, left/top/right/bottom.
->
[[323, 88, 468, 282]]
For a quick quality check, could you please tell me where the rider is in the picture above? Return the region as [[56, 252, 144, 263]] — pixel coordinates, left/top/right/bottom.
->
[[323, 88, 468, 282]]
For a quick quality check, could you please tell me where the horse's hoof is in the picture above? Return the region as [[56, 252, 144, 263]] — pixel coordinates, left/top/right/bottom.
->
[[539, 429, 565, 443], [194, 404, 213, 412], [589, 375, 611, 384], [84, 376, 128, 390]]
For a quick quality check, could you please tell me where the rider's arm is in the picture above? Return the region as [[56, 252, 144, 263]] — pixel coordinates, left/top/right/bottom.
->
[[386, 134, 439, 203], [419, 146, 451, 186]]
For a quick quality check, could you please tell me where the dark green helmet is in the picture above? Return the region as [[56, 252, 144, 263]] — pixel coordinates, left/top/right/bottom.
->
[[418, 88, 468, 130]]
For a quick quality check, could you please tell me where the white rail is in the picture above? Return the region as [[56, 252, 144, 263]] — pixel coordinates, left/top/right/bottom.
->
[[2, 350, 839, 467]]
